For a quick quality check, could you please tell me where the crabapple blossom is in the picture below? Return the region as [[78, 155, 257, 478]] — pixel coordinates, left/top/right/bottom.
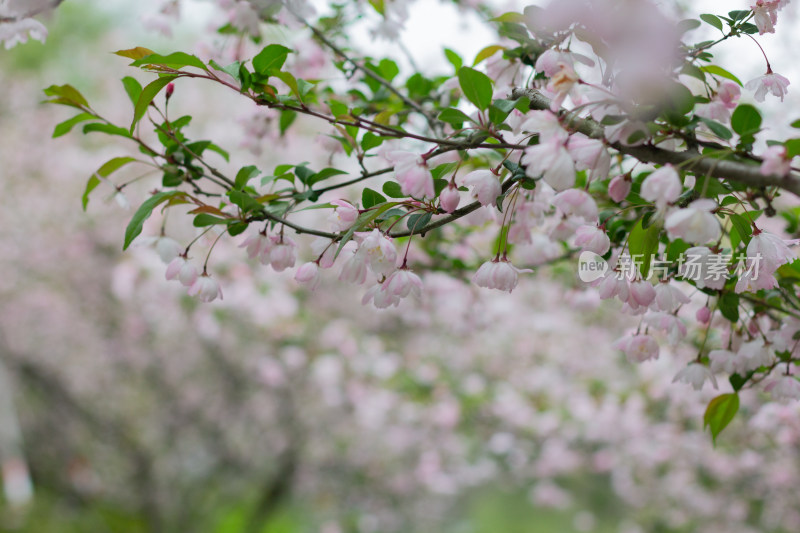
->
[[607, 174, 631, 202], [696, 80, 740, 123], [153, 236, 181, 264], [696, 306, 711, 324], [678, 246, 727, 290], [264, 236, 297, 272], [518, 110, 568, 142], [355, 229, 397, 277], [522, 138, 575, 191], [760, 145, 792, 176], [672, 363, 718, 391], [652, 283, 690, 313], [664, 200, 721, 244], [240, 231, 271, 260], [751, 0, 790, 34], [736, 339, 776, 372], [552, 189, 598, 223], [328, 200, 360, 231], [439, 184, 460, 213], [461, 169, 502, 207], [735, 267, 778, 293], [0, 18, 47, 49], [295, 262, 320, 290], [472, 259, 532, 292], [595, 272, 630, 302], [747, 230, 796, 271], [381, 268, 423, 300], [311, 238, 337, 269], [746, 69, 791, 102], [645, 312, 687, 345], [573, 225, 610, 255], [387, 151, 434, 199], [361, 282, 400, 309], [339, 250, 368, 285], [628, 281, 656, 309], [640, 165, 682, 210], [566, 135, 610, 182], [764, 375, 800, 401], [165, 256, 199, 287], [546, 62, 580, 110], [187, 273, 223, 302], [612, 334, 659, 363], [709, 349, 739, 374]]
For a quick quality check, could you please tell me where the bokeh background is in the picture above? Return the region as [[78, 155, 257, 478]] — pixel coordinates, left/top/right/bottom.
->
[[3, 1, 800, 532]]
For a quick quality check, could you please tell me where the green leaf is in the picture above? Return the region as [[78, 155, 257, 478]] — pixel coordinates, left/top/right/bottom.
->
[[121, 76, 143, 107], [235, 165, 260, 189], [228, 190, 263, 213], [123, 191, 182, 250], [279, 109, 297, 135], [718, 292, 740, 323], [728, 10, 749, 21], [83, 123, 133, 138], [697, 117, 733, 140], [53, 113, 95, 138], [383, 181, 405, 198], [43, 84, 89, 109], [406, 212, 432, 232], [193, 214, 229, 227], [132, 52, 208, 71], [253, 44, 292, 75], [131, 75, 178, 133], [704, 393, 739, 444], [785, 138, 800, 159], [294, 165, 315, 184], [678, 18, 701, 34], [628, 218, 661, 278], [438, 107, 475, 126], [700, 13, 724, 31], [700, 65, 743, 87], [457, 66, 493, 111], [378, 58, 400, 81], [731, 104, 762, 137], [114, 46, 156, 60], [307, 168, 347, 187], [362, 187, 387, 209], [444, 48, 462, 71], [361, 132, 385, 152], [473, 44, 505, 66], [83, 157, 138, 210], [729, 212, 754, 248]]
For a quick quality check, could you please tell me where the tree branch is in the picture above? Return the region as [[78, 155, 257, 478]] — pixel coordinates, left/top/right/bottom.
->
[[511, 87, 800, 197]]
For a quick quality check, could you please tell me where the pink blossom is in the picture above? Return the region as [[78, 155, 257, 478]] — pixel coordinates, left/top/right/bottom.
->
[[595, 272, 629, 302], [678, 246, 727, 290], [736, 339, 776, 372], [355, 229, 397, 276], [328, 200, 360, 231], [628, 281, 656, 309], [735, 267, 778, 293], [166, 256, 198, 287], [696, 306, 712, 324], [644, 312, 687, 345], [604, 119, 650, 146], [154, 236, 181, 263], [518, 110, 568, 142], [188, 274, 223, 302], [760, 145, 792, 176], [522, 139, 575, 191], [361, 283, 400, 309], [552, 189, 598, 222], [672, 363, 718, 391], [747, 230, 796, 271], [295, 262, 320, 290], [535, 49, 575, 77], [751, 0, 789, 34], [652, 283, 690, 313], [607, 174, 631, 202], [472, 259, 532, 292], [311, 238, 337, 269], [567, 135, 610, 182], [746, 70, 790, 102], [382, 268, 423, 299], [265, 237, 297, 272], [0, 18, 48, 49], [664, 200, 721, 244], [387, 151, 434, 198], [612, 334, 659, 363], [574, 225, 610, 255], [641, 165, 682, 209], [709, 349, 738, 374], [240, 231, 271, 260], [339, 251, 368, 284], [764, 375, 800, 401], [546, 62, 580, 110], [462, 169, 502, 207], [439, 185, 461, 213]]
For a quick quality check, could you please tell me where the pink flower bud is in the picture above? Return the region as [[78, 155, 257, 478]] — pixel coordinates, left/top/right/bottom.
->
[[439, 185, 461, 213], [696, 306, 711, 324], [295, 262, 320, 290], [607, 174, 631, 202], [166, 82, 175, 99]]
